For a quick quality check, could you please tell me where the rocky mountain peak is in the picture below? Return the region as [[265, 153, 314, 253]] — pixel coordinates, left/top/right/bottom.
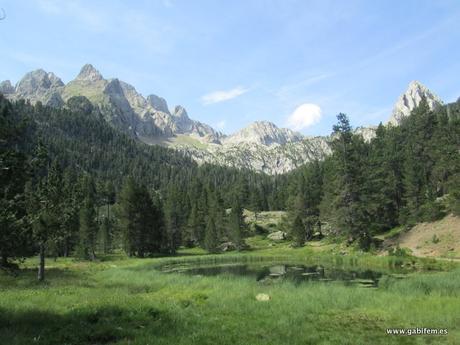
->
[[224, 121, 304, 146], [0, 80, 15, 94], [104, 78, 124, 94], [147, 94, 169, 114], [388, 80, 443, 125], [76, 64, 104, 82], [47, 72, 64, 87], [11, 69, 64, 107], [173, 105, 189, 120], [16, 69, 63, 93]]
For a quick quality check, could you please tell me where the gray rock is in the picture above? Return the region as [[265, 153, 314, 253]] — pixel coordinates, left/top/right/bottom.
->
[[12, 69, 64, 106], [218, 242, 236, 252], [76, 64, 104, 82], [267, 231, 287, 241], [255, 293, 270, 301], [224, 121, 303, 146], [269, 265, 286, 275], [147, 94, 169, 114], [176, 135, 331, 174], [0, 80, 15, 94], [5, 66, 449, 176], [354, 126, 377, 142], [388, 81, 443, 125], [45, 92, 64, 107]]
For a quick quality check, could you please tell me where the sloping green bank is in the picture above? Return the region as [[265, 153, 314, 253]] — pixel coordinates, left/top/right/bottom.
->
[[1, 253, 459, 345]]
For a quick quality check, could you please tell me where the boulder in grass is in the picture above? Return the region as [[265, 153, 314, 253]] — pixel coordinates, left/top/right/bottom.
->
[[255, 293, 271, 301], [219, 242, 236, 252], [267, 231, 286, 241]]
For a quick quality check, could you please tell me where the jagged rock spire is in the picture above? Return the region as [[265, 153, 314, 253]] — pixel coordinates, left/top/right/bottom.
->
[[76, 64, 104, 82], [388, 80, 443, 125]]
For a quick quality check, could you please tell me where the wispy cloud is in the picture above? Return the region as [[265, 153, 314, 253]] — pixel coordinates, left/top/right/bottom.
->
[[201, 86, 249, 105], [286, 103, 322, 131], [275, 73, 333, 100]]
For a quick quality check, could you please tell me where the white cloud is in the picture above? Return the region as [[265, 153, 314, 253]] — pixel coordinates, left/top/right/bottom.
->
[[286, 103, 322, 131], [201, 86, 249, 105]]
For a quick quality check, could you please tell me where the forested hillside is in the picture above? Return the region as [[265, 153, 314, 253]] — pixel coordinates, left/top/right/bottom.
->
[[0, 95, 283, 276], [1, 93, 459, 279], [284, 98, 460, 248]]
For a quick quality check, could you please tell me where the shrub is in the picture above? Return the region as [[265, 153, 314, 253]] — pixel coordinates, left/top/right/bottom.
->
[[388, 245, 412, 257]]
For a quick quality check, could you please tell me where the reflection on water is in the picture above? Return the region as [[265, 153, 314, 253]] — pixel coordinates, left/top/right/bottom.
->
[[162, 263, 402, 288]]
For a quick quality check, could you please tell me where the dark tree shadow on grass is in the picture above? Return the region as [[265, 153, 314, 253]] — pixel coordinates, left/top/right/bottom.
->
[[0, 305, 176, 345], [0, 267, 87, 290]]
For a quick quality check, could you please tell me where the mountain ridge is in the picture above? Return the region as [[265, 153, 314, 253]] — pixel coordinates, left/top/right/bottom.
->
[[1, 64, 444, 174]]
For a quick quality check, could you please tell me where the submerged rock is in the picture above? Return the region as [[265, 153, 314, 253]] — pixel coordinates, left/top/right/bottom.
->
[[269, 265, 287, 276]]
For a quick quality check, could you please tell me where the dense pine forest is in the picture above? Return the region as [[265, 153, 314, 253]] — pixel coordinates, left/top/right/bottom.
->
[[286, 102, 460, 248], [1, 94, 460, 278]]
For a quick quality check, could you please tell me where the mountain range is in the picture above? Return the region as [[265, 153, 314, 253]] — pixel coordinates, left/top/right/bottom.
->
[[0, 64, 444, 174]]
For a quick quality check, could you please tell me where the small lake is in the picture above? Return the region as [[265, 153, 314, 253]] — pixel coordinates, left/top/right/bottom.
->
[[161, 263, 408, 288]]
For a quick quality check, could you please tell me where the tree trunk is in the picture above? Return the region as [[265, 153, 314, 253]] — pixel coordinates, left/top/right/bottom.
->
[[1, 254, 8, 267], [38, 243, 45, 281], [64, 237, 69, 257]]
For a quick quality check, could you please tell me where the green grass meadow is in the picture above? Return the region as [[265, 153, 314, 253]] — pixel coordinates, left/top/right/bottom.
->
[[1, 250, 459, 345]]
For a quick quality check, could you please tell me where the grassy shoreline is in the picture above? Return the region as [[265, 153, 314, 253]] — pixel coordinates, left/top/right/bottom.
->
[[1, 249, 459, 345]]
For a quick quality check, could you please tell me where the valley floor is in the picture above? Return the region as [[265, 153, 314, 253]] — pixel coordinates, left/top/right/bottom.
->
[[1, 247, 459, 345]]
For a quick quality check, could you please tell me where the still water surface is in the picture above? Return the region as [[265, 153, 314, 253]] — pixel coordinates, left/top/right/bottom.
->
[[162, 263, 408, 288]]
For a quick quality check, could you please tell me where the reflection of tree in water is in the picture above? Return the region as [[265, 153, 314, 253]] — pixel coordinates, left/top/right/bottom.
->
[[176, 263, 386, 287]]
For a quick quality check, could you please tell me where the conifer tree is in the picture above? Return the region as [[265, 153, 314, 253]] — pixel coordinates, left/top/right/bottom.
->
[[401, 98, 436, 223], [98, 216, 111, 254], [118, 177, 140, 256], [0, 96, 32, 267], [204, 215, 219, 253], [291, 214, 305, 247], [229, 196, 245, 250], [164, 184, 182, 254], [26, 149, 64, 280], [330, 113, 370, 248], [77, 176, 97, 260]]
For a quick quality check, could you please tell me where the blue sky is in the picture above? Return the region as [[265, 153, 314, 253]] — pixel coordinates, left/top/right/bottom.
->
[[1, 0, 459, 135]]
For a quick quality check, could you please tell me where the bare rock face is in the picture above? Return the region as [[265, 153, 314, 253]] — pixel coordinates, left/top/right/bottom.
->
[[11, 69, 64, 107], [147, 94, 169, 114], [388, 81, 442, 125], [354, 126, 377, 142], [267, 231, 286, 241], [176, 135, 331, 175], [2, 63, 333, 174], [170, 105, 221, 142], [224, 121, 303, 146], [0, 80, 15, 94], [76, 64, 104, 82], [6, 66, 448, 175]]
